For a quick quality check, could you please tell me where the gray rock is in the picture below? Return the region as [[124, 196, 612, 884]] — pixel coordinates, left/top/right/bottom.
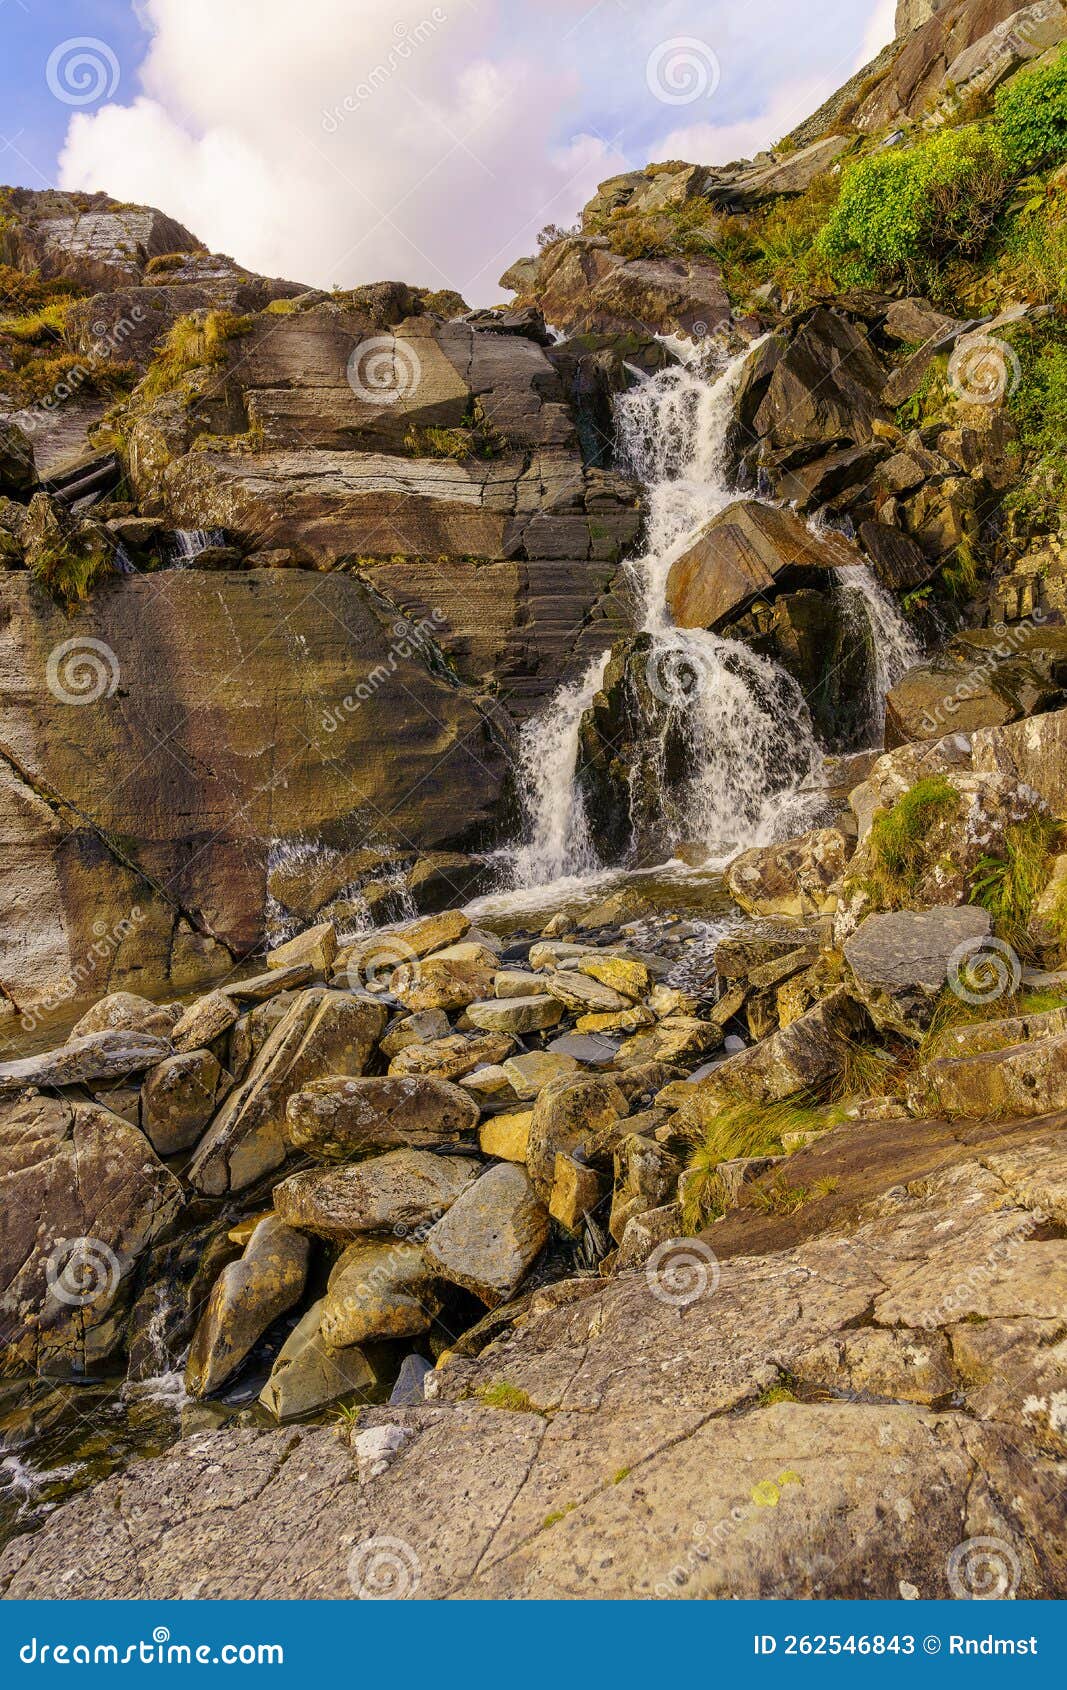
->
[[389, 1352, 433, 1407], [424, 1163, 549, 1306], [844, 906, 993, 1037]]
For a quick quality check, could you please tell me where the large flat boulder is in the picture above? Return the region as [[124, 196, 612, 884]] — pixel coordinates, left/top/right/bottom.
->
[[286, 1074, 479, 1158], [844, 906, 992, 1037], [665, 500, 860, 631], [273, 1152, 480, 1240]]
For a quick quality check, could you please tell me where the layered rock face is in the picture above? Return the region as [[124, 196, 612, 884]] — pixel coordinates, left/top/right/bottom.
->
[[0, 200, 641, 1018]]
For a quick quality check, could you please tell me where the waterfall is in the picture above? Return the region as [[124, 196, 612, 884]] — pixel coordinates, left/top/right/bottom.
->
[[511, 341, 824, 885], [833, 563, 922, 747], [510, 652, 609, 886], [172, 529, 225, 564]]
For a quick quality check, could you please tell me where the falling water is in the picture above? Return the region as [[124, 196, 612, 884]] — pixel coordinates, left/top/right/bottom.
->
[[512, 342, 824, 884], [172, 529, 225, 565], [833, 563, 922, 747]]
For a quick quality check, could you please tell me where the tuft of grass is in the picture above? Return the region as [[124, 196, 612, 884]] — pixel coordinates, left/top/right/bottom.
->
[[969, 812, 1062, 949], [474, 1381, 537, 1413], [941, 534, 982, 603], [542, 1503, 578, 1529], [750, 1175, 839, 1218], [139, 309, 254, 402], [865, 776, 959, 908], [757, 1381, 799, 1407], [612, 1466, 631, 1484], [835, 1039, 904, 1103], [681, 1099, 842, 1231]]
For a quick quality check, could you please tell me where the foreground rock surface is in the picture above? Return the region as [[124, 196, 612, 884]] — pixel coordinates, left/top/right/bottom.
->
[[6, 1112, 1065, 1597]]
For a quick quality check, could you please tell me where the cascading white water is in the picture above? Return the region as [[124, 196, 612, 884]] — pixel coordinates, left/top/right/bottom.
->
[[512, 342, 824, 884], [833, 563, 922, 746], [172, 529, 225, 564], [509, 651, 609, 887]]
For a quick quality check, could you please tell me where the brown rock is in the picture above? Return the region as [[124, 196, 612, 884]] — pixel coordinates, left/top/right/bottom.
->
[[285, 1074, 478, 1158]]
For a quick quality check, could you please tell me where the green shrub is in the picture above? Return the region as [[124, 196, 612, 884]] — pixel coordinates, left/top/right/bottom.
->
[[1005, 320, 1067, 524], [995, 47, 1067, 170], [817, 125, 1009, 286], [969, 812, 1061, 946]]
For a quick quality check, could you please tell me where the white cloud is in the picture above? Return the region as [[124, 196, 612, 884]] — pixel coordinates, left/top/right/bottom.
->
[[58, 0, 897, 303]]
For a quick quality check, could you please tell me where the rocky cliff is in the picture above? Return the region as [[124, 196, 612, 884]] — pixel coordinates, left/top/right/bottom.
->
[[1, 0, 1067, 1601]]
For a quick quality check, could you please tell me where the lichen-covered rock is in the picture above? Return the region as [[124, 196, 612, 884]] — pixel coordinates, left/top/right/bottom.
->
[[140, 1048, 224, 1155], [266, 921, 337, 977], [973, 704, 1067, 820], [273, 1151, 480, 1240], [390, 942, 499, 1012], [388, 1031, 515, 1082], [0, 1030, 172, 1096], [285, 1074, 478, 1158], [170, 990, 239, 1053], [0, 1094, 183, 1374], [188, 989, 386, 1194], [70, 992, 181, 1040], [185, 1215, 309, 1398], [320, 1240, 436, 1348], [526, 1072, 630, 1197], [667, 989, 868, 1119], [423, 1163, 549, 1306], [465, 995, 563, 1034], [924, 1027, 1067, 1118], [726, 828, 852, 919]]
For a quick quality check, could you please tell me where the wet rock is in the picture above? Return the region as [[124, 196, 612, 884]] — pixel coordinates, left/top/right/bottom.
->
[[286, 1074, 478, 1159], [466, 995, 563, 1034], [188, 989, 386, 1194], [171, 991, 239, 1054], [726, 828, 852, 919], [526, 1072, 630, 1197], [753, 308, 890, 452], [0, 1030, 172, 1096], [844, 906, 992, 1038], [185, 1216, 309, 1398], [321, 1240, 436, 1348], [424, 1163, 549, 1306], [140, 1048, 225, 1156], [857, 520, 932, 592], [479, 1110, 533, 1163], [391, 942, 499, 1012], [0, 1094, 183, 1374], [666, 500, 861, 631], [259, 1299, 376, 1422], [266, 921, 337, 976], [388, 1031, 515, 1082], [273, 1151, 480, 1240], [70, 992, 180, 1040]]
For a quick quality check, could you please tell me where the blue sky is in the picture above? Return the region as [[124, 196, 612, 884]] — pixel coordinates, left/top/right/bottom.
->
[[0, 0, 896, 301]]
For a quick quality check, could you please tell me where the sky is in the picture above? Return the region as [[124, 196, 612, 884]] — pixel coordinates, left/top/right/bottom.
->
[[0, 0, 898, 304]]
